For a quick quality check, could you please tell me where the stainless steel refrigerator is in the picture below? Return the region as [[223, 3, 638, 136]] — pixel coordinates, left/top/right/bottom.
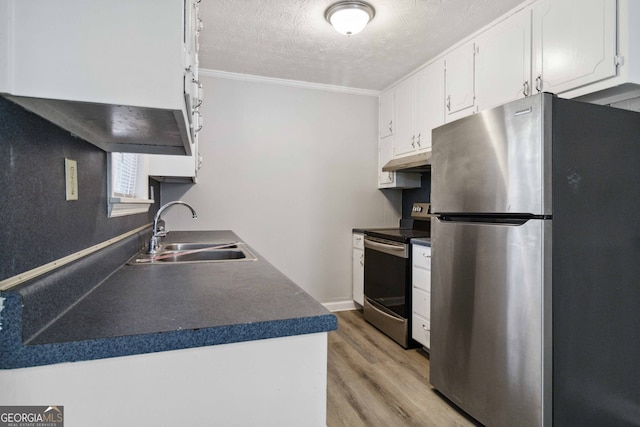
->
[[430, 93, 640, 426]]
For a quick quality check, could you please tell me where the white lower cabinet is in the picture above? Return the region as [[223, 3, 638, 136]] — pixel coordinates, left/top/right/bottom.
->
[[412, 243, 431, 349], [352, 232, 364, 306], [0, 333, 329, 426]]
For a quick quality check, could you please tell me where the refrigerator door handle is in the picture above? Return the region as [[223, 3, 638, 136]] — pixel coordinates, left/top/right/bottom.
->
[[436, 214, 548, 225]]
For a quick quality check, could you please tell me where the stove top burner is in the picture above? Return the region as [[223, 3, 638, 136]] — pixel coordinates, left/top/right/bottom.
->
[[364, 228, 430, 243], [363, 202, 431, 243]]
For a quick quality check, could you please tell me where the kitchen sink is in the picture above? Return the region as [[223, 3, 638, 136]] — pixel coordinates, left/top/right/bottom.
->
[[128, 242, 257, 265], [157, 249, 246, 262], [162, 242, 238, 251]]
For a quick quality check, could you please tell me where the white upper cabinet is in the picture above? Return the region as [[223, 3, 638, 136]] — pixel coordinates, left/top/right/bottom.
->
[[564, 0, 640, 104], [149, 0, 203, 182], [374, 0, 640, 190], [444, 41, 476, 122], [379, 90, 395, 139], [0, 0, 199, 156], [393, 61, 445, 157], [415, 60, 445, 152], [533, 0, 617, 95], [378, 136, 421, 189], [378, 136, 395, 187], [476, 7, 532, 112], [393, 77, 417, 157], [148, 140, 202, 184]]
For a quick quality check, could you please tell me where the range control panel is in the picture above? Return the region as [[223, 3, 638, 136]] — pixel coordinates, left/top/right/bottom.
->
[[411, 203, 432, 220]]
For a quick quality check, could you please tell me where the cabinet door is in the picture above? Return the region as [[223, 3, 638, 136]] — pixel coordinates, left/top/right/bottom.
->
[[377, 136, 395, 187], [377, 136, 421, 189], [412, 313, 431, 348], [393, 77, 417, 157], [148, 140, 199, 183], [415, 60, 445, 151], [379, 89, 395, 138], [352, 241, 364, 306], [445, 41, 476, 121], [476, 8, 532, 112], [533, 0, 616, 94]]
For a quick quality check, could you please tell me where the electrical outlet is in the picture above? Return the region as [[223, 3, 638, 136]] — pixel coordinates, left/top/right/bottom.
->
[[65, 158, 78, 201]]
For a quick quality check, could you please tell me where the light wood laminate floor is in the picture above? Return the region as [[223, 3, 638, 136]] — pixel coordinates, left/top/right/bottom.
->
[[327, 310, 479, 427]]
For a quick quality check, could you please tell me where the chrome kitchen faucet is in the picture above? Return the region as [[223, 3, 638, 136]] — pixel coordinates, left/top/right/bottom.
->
[[148, 201, 198, 254]]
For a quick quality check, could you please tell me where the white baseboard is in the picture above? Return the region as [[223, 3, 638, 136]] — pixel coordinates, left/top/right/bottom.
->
[[322, 300, 361, 312]]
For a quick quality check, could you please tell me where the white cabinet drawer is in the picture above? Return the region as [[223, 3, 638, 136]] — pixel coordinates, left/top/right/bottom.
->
[[353, 233, 364, 249], [412, 313, 431, 348], [412, 267, 431, 292], [412, 287, 431, 319], [412, 245, 432, 269]]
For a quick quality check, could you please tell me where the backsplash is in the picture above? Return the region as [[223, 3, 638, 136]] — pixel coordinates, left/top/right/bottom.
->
[[0, 97, 159, 281], [402, 173, 431, 218]]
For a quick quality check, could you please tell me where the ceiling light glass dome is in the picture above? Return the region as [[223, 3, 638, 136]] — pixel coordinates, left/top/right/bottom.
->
[[325, 1, 375, 36]]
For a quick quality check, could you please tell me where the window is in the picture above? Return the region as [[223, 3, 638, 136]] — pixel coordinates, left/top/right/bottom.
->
[[107, 153, 154, 217]]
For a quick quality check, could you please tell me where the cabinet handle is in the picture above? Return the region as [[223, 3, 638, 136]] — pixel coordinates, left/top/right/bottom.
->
[[388, 120, 393, 133], [192, 111, 203, 133], [422, 324, 430, 332], [423, 253, 430, 258], [416, 133, 421, 147], [411, 135, 416, 148], [360, 254, 364, 266], [535, 75, 542, 93], [523, 80, 530, 97], [446, 95, 451, 111]]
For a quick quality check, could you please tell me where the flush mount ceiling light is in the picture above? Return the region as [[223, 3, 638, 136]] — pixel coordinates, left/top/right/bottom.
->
[[325, 1, 375, 36]]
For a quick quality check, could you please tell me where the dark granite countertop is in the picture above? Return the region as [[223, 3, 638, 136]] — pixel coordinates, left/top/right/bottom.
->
[[352, 227, 391, 234], [0, 230, 337, 369]]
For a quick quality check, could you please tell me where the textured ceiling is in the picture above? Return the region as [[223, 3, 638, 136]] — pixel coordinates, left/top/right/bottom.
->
[[198, 0, 528, 91]]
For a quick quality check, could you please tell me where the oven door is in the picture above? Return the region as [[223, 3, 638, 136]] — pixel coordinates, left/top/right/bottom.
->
[[363, 236, 410, 318], [363, 236, 411, 347]]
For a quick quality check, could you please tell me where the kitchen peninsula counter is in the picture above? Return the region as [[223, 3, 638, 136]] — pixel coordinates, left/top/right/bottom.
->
[[0, 230, 336, 369], [0, 230, 335, 426]]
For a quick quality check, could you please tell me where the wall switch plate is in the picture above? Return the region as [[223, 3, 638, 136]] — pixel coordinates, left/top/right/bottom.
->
[[65, 158, 78, 201]]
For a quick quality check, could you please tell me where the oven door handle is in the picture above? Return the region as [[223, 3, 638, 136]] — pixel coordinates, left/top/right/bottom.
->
[[364, 239, 408, 258]]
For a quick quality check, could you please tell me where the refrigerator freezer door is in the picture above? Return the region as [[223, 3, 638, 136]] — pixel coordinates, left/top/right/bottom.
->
[[431, 93, 552, 216], [430, 217, 550, 427]]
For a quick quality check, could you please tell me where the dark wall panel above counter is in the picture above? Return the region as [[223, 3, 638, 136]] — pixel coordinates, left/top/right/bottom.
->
[[0, 97, 159, 282]]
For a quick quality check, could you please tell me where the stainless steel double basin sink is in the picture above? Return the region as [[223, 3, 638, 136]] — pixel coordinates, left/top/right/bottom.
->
[[128, 242, 257, 265]]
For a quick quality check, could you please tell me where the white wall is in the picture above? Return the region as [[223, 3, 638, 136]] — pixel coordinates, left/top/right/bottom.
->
[[160, 74, 401, 305]]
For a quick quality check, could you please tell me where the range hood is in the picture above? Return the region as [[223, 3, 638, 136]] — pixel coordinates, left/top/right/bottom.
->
[[382, 151, 432, 173]]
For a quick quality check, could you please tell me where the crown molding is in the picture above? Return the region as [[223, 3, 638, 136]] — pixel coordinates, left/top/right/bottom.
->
[[199, 69, 380, 97]]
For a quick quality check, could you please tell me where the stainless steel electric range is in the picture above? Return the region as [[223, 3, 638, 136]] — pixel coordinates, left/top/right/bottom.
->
[[363, 203, 431, 348]]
